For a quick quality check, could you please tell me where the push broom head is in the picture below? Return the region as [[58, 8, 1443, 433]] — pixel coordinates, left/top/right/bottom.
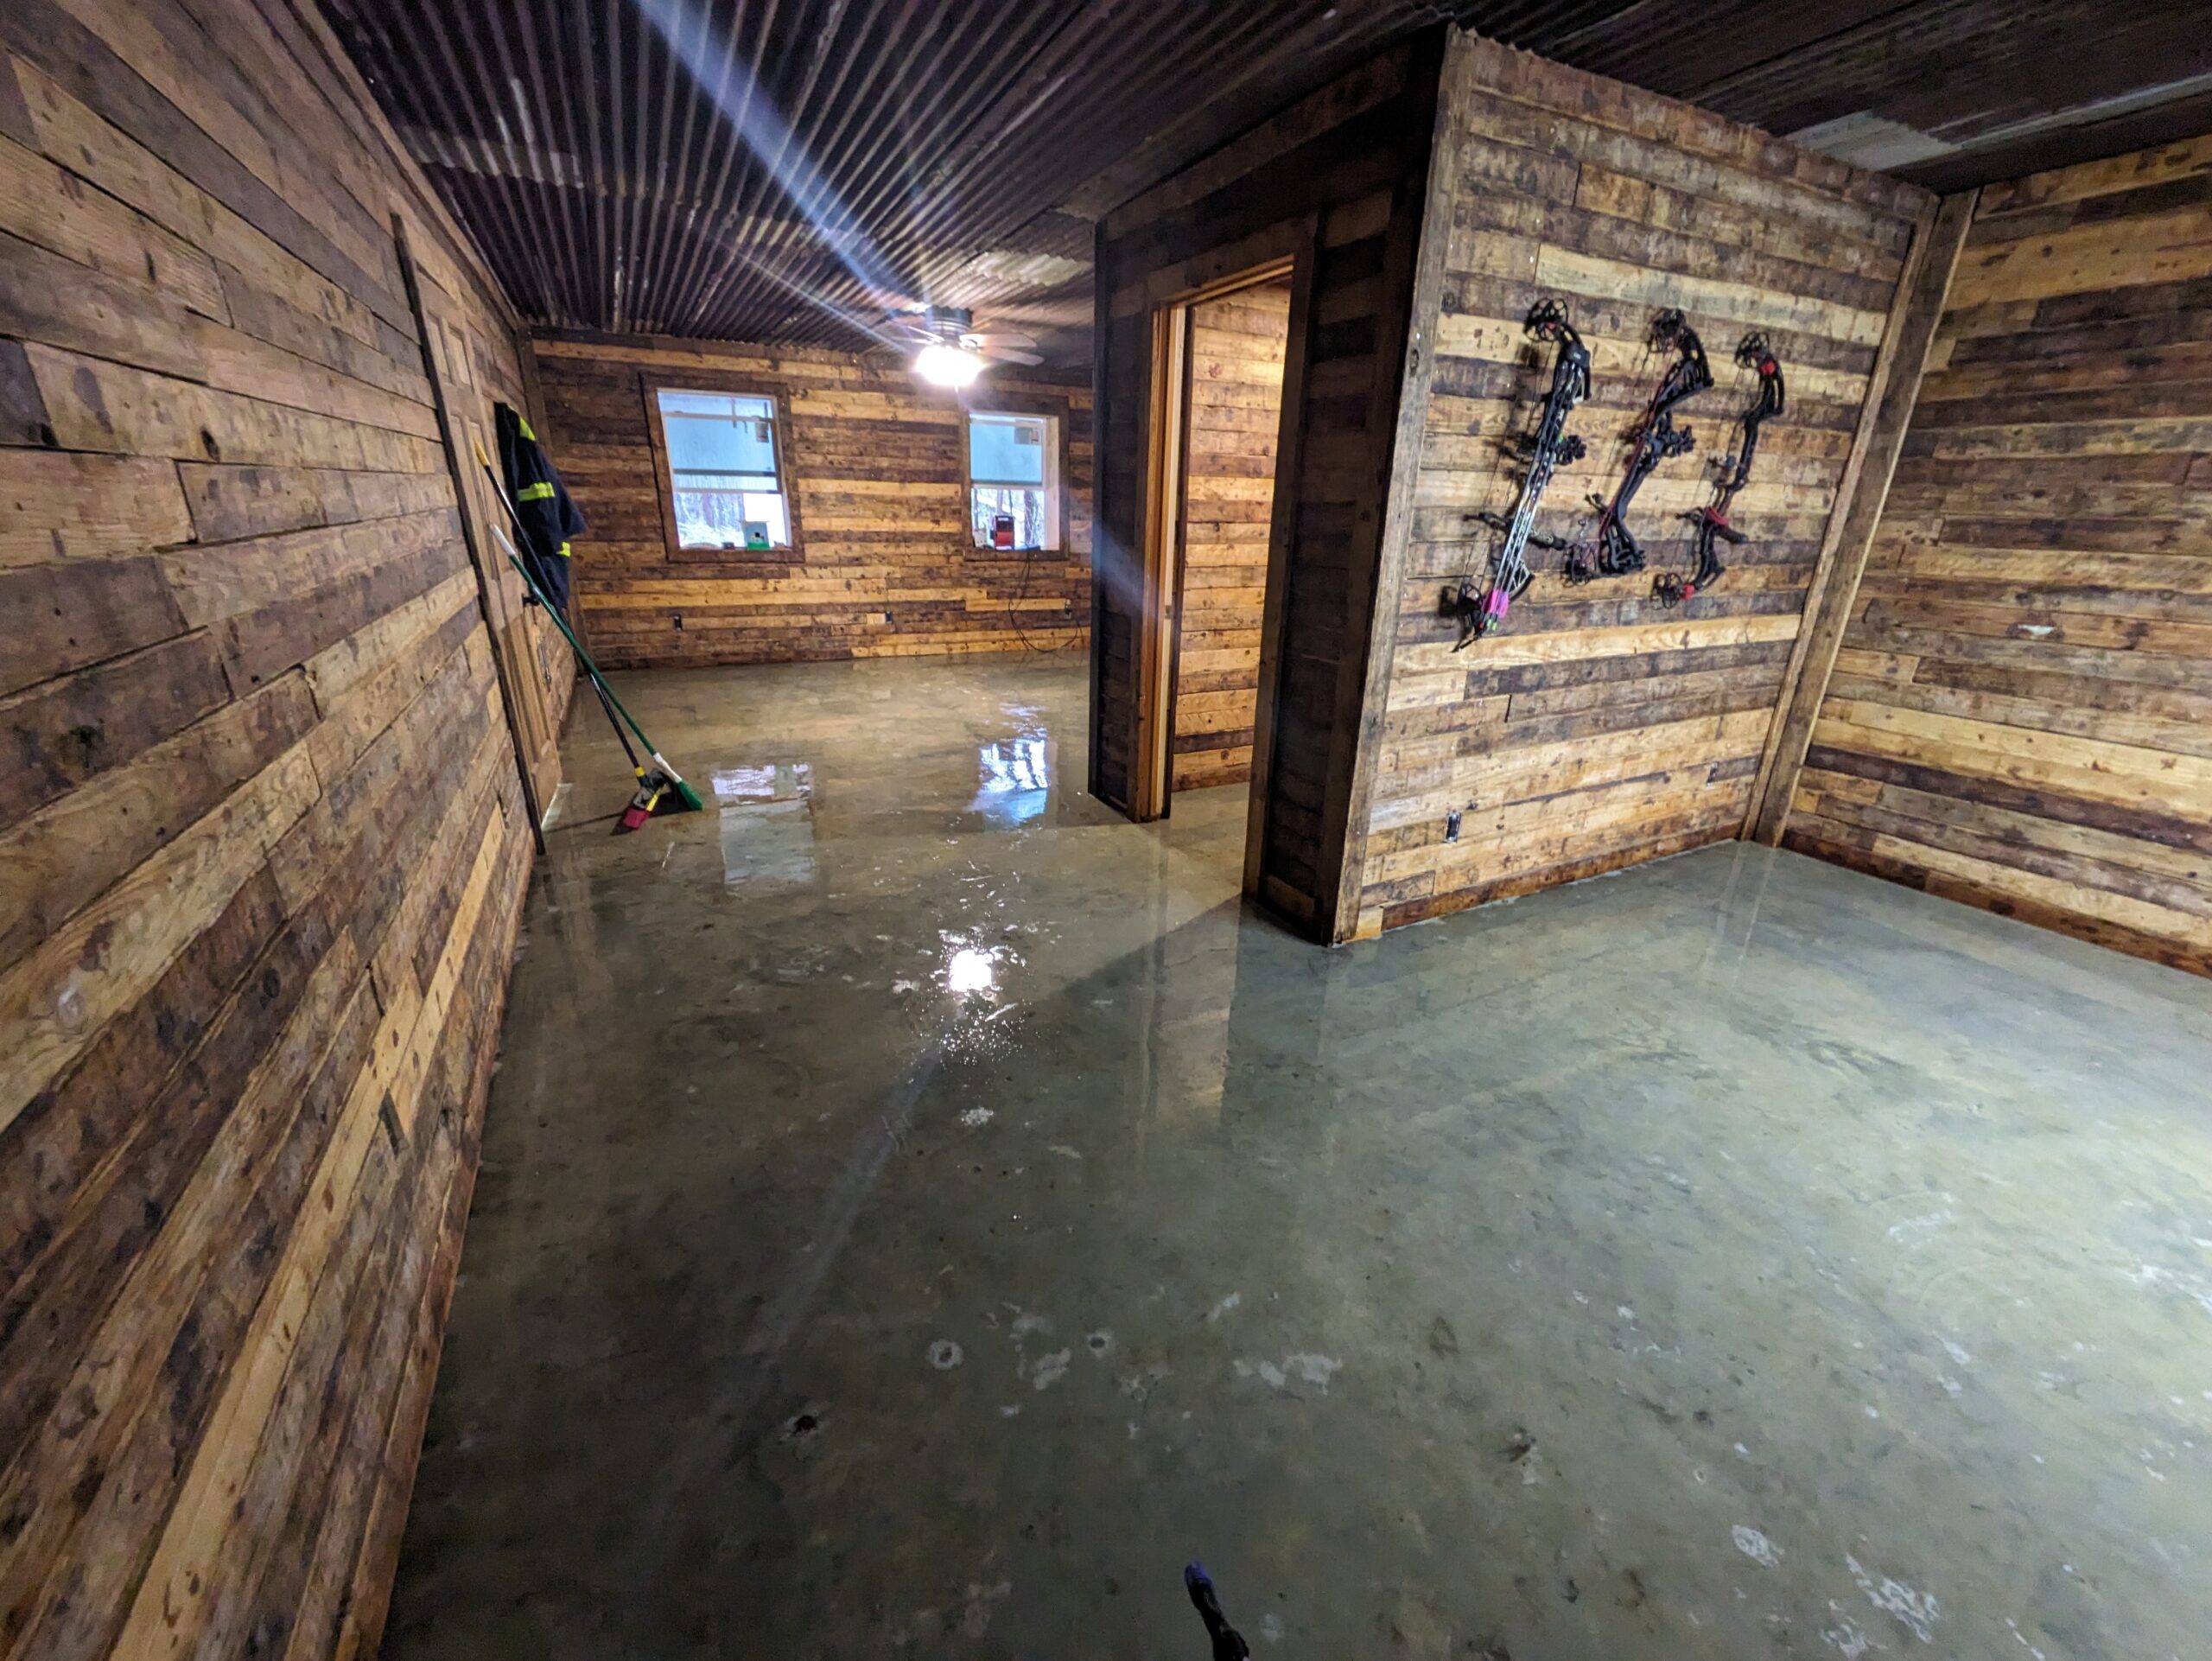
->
[[648, 753, 706, 813], [468, 436, 704, 830], [613, 767, 699, 834]]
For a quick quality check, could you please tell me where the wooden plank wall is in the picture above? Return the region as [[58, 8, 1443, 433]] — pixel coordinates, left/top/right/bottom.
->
[[1348, 30, 1932, 938], [1785, 137, 2212, 977], [1094, 35, 1446, 939], [0, 1, 549, 1655], [531, 330, 1094, 669], [1171, 280, 1290, 791]]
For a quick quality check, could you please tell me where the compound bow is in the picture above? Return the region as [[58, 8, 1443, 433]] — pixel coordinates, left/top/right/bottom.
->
[[1567, 309, 1712, 582], [1653, 332, 1785, 607], [1441, 298, 1592, 649]]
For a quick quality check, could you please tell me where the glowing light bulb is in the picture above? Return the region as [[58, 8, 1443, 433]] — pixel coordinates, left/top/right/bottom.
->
[[914, 341, 984, 387]]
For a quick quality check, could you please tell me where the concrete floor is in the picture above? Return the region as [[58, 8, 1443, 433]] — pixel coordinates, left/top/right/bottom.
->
[[386, 654, 2212, 1661]]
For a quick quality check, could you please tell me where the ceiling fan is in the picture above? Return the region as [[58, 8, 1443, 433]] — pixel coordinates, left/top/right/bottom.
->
[[888, 304, 1042, 385]]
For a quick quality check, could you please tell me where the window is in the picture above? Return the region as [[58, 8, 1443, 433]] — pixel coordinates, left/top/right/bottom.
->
[[968, 411, 1059, 551], [655, 388, 791, 550]]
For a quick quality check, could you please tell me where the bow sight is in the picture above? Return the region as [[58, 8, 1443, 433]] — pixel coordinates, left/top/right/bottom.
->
[[1655, 332, 1785, 607], [1569, 308, 1712, 583], [1442, 298, 1592, 649]]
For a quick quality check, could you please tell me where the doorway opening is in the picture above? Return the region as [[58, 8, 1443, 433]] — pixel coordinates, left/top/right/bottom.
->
[[1168, 277, 1294, 796], [1135, 261, 1300, 838]]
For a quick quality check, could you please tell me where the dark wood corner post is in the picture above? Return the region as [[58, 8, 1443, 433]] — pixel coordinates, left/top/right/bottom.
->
[[1239, 220, 1322, 900], [1745, 189, 1978, 846], [1086, 219, 1115, 807]]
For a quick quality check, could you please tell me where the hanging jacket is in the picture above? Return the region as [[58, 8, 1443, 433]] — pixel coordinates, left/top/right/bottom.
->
[[495, 401, 586, 615]]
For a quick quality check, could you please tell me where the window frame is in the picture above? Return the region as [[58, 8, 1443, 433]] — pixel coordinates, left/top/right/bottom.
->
[[965, 408, 1063, 554], [642, 373, 804, 561]]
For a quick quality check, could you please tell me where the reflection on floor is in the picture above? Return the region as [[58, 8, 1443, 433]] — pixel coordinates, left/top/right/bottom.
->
[[388, 654, 2212, 1660]]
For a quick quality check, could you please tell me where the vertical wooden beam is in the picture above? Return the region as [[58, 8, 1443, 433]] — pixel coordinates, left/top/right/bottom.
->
[[1243, 216, 1321, 898], [1163, 305, 1198, 805], [1744, 188, 1977, 847], [1086, 221, 1113, 807], [1132, 302, 1189, 822], [1325, 30, 1460, 943]]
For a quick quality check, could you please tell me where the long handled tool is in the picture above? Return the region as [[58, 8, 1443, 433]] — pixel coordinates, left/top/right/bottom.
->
[[471, 440, 704, 830]]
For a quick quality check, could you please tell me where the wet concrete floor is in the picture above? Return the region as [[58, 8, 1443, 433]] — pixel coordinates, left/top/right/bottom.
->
[[386, 654, 2212, 1660]]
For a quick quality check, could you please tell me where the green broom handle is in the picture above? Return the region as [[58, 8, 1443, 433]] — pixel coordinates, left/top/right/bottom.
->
[[475, 449, 664, 757], [490, 525, 662, 757]]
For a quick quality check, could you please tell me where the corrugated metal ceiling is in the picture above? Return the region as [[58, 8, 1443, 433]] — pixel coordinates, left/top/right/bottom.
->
[[327, 0, 2212, 360]]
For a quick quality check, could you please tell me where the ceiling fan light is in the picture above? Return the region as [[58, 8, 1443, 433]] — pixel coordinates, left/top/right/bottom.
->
[[914, 341, 985, 387]]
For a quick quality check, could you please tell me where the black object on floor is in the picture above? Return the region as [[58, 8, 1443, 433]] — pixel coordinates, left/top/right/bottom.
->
[[1184, 1562, 1251, 1659]]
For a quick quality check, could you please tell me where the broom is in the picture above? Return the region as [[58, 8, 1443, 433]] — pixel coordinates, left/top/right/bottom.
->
[[472, 441, 705, 830], [494, 514, 690, 832]]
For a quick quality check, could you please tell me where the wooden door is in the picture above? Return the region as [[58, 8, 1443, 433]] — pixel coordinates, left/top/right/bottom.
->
[[393, 218, 563, 830]]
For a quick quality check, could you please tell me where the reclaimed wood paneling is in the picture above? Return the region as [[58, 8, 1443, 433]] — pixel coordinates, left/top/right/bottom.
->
[[1346, 29, 1933, 939], [1171, 280, 1289, 792], [0, 2, 546, 1655], [1786, 139, 2212, 977], [1094, 35, 1446, 940], [531, 330, 1094, 669]]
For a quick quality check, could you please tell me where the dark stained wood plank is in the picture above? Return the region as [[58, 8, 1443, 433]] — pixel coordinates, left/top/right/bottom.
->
[[0, 556, 188, 698], [0, 629, 229, 826]]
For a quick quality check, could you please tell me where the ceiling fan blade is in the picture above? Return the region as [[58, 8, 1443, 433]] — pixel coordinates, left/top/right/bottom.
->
[[965, 331, 1039, 349], [986, 347, 1046, 367]]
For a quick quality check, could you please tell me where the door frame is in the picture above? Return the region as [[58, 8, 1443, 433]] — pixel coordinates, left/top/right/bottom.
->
[[1131, 251, 1304, 826]]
